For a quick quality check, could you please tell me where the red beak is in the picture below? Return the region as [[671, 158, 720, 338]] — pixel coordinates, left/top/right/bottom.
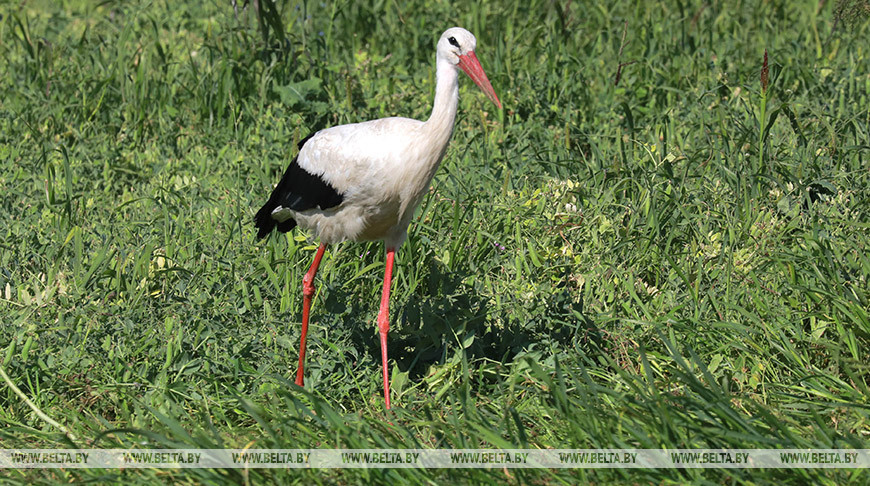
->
[[457, 51, 502, 109]]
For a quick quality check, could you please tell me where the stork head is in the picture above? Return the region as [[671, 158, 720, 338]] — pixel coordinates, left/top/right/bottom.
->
[[438, 27, 502, 109]]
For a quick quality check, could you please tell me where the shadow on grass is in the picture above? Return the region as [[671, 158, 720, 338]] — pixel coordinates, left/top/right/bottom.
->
[[318, 256, 602, 382]]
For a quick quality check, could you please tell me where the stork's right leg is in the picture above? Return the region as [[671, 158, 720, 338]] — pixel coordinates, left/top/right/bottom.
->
[[377, 247, 396, 410], [297, 243, 326, 386]]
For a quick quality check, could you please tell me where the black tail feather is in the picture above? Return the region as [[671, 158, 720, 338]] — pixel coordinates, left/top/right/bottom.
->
[[276, 219, 297, 233], [254, 134, 344, 240], [254, 202, 287, 239]]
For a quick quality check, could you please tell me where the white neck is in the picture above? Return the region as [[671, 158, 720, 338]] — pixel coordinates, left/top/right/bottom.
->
[[390, 55, 459, 233], [423, 57, 459, 148]]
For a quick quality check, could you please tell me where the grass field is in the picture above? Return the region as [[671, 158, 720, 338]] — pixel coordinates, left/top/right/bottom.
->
[[1, 0, 868, 483]]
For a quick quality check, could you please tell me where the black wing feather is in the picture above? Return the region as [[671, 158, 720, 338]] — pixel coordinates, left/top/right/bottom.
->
[[254, 135, 345, 240]]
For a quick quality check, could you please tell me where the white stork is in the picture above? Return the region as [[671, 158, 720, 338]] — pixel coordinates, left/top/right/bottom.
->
[[255, 27, 501, 410]]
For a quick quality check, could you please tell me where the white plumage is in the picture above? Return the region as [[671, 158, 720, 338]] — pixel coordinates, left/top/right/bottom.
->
[[275, 117, 434, 247], [255, 27, 500, 410]]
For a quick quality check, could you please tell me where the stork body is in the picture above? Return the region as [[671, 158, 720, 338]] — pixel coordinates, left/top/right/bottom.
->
[[255, 27, 500, 409]]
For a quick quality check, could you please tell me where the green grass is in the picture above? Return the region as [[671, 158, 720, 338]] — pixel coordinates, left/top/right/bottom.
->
[[1, 0, 868, 483]]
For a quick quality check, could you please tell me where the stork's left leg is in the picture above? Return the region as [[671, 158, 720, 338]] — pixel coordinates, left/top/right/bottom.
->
[[377, 247, 396, 409], [297, 243, 326, 387]]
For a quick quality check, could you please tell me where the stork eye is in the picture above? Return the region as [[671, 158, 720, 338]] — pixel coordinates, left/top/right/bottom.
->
[[448, 36, 460, 48]]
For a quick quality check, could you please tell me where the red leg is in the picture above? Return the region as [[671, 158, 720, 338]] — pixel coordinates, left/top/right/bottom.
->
[[377, 247, 396, 409], [296, 243, 326, 387]]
